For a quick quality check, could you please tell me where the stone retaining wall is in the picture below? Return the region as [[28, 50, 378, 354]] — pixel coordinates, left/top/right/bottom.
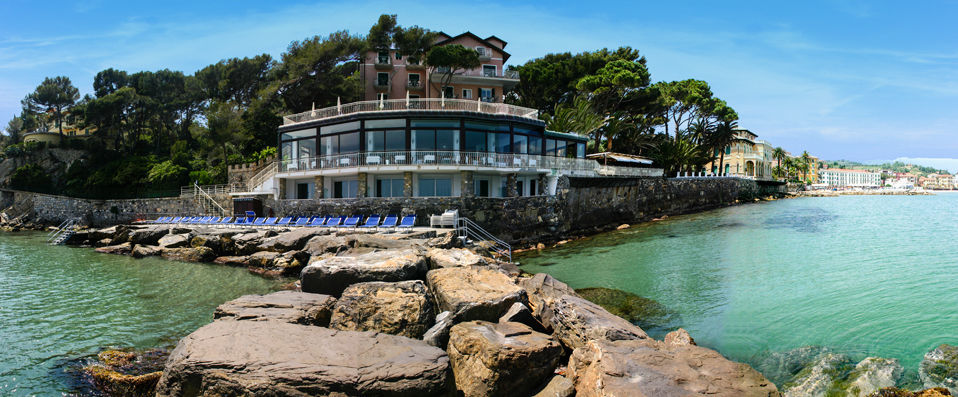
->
[[1, 189, 196, 227]]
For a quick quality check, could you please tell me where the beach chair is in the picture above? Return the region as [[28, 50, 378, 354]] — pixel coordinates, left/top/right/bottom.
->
[[341, 215, 361, 229], [308, 216, 327, 227], [293, 217, 311, 227], [250, 217, 267, 226], [169, 216, 183, 224], [152, 216, 169, 224], [274, 217, 293, 227], [379, 215, 399, 231], [397, 215, 416, 231], [359, 215, 381, 230], [231, 217, 248, 227], [184, 216, 200, 224], [262, 217, 278, 226], [205, 217, 221, 224], [321, 216, 343, 228], [217, 217, 233, 225]]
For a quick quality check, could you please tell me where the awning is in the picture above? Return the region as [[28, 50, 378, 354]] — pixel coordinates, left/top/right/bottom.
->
[[586, 152, 654, 165]]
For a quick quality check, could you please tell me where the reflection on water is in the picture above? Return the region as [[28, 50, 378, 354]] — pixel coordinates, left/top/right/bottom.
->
[[0, 233, 285, 396], [518, 195, 958, 381]]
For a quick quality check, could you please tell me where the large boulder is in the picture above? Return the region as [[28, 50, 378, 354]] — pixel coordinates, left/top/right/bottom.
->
[[127, 226, 168, 246], [131, 244, 161, 258], [232, 230, 277, 254], [157, 233, 190, 249], [258, 228, 323, 252], [423, 311, 455, 348], [300, 249, 427, 297], [189, 230, 241, 254], [349, 234, 422, 250], [330, 280, 434, 338], [247, 251, 280, 267], [160, 247, 215, 263], [303, 234, 350, 257], [88, 226, 117, 241], [447, 321, 563, 397], [214, 290, 337, 326], [569, 338, 779, 397], [532, 375, 575, 397], [846, 357, 903, 397], [519, 273, 578, 332], [95, 242, 132, 255], [426, 266, 527, 322], [427, 248, 485, 269], [921, 344, 958, 392], [155, 321, 451, 396], [550, 294, 648, 350]]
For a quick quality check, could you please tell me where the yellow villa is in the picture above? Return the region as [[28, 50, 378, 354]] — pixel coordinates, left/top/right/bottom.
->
[[706, 128, 775, 181]]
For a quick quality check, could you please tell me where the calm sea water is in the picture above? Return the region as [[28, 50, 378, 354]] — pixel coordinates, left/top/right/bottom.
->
[[519, 193, 958, 383], [0, 233, 284, 396]]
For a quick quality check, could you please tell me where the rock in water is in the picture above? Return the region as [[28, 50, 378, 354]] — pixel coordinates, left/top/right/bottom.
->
[[550, 294, 648, 350], [157, 233, 190, 249], [300, 249, 427, 296], [154, 321, 451, 396], [921, 344, 958, 393], [752, 346, 834, 387], [575, 287, 679, 336], [329, 280, 435, 338], [426, 266, 527, 322], [447, 321, 563, 397], [160, 247, 215, 263], [846, 357, 903, 396], [214, 290, 337, 326], [568, 338, 779, 397], [782, 353, 852, 397], [664, 328, 696, 346], [95, 242, 132, 255], [131, 244, 161, 258]]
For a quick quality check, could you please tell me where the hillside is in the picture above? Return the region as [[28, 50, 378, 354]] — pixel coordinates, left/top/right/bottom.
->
[[824, 160, 948, 176]]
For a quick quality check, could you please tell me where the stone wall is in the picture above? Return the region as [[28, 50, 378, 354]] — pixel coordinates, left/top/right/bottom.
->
[[227, 160, 271, 189], [1, 189, 197, 227]]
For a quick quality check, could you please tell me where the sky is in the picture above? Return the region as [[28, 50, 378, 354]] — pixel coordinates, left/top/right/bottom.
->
[[1, 0, 957, 170]]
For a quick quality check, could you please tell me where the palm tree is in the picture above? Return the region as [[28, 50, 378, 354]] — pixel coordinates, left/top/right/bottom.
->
[[772, 147, 787, 179], [801, 151, 812, 183]]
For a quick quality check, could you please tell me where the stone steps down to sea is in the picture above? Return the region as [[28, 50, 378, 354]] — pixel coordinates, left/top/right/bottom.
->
[[78, 223, 780, 396]]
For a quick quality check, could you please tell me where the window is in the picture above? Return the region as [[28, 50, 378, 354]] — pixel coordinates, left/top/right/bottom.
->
[[395, 52, 402, 60], [442, 86, 454, 98], [475, 46, 487, 57], [513, 135, 528, 154], [517, 180, 524, 197], [333, 180, 359, 198], [280, 128, 316, 140], [376, 178, 405, 197], [527, 136, 542, 155], [339, 132, 360, 153], [479, 88, 494, 102], [464, 131, 487, 152], [529, 179, 537, 196], [376, 72, 389, 86], [475, 179, 490, 197], [366, 130, 406, 152], [377, 51, 389, 64], [408, 73, 420, 87], [296, 183, 310, 199], [488, 132, 510, 153], [576, 143, 586, 158], [725, 146, 731, 155], [461, 89, 472, 99], [419, 177, 452, 197], [320, 121, 360, 135], [412, 129, 457, 151], [482, 65, 497, 77], [322, 136, 338, 155], [546, 139, 556, 156]]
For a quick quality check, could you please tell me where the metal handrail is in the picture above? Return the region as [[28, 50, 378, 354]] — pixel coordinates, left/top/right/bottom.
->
[[194, 182, 229, 217], [247, 161, 278, 191], [282, 98, 540, 125], [458, 217, 511, 263], [278, 151, 599, 173]]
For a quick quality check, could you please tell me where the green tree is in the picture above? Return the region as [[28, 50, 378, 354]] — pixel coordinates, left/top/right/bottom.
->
[[801, 151, 812, 183], [772, 147, 787, 178], [653, 79, 735, 141], [3, 116, 25, 146], [200, 101, 248, 179], [541, 96, 606, 140], [22, 76, 80, 136], [426, 44, 480, 98], [270, 31, 366, 113]]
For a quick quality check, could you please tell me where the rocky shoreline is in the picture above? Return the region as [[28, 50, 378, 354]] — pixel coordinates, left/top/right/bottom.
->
[[795, 190, 933, 197]]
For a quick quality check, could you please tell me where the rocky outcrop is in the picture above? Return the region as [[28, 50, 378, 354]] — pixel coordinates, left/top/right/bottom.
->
[[447, 321, 563, 397], [519, 273, 578, 333], [300, 249, 428, 296], [157, 233, 190, 249], [532, 375, 575, 397], [427, 247, 485, 269], [550, 294, 648, 350], [154, 321, 451, 397], [160, 247, 215, 263], [426, 266, 527, 322], [783, 353, 851, 397], [214, 290, 337, 326], [258, 228, 322, 252], [847, 357, 903, 397], [329, 280, 435, 338], [498, 302, 549, 334], [131, 244, 161, 258], [569, 338, 779, 397], [95, 242, 132, 255], [922, 344, 958, 393]]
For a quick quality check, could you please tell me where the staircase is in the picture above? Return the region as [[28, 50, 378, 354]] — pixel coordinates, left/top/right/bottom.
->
[[191, 182, 231, 217], [457, 217, 512, 263], [48, 218, 81, 245]]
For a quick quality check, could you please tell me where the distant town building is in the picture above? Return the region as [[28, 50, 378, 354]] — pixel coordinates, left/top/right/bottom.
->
[[818, 168, 881, 187], [705, 128, 775, 181], [22, 110, 96, 144]]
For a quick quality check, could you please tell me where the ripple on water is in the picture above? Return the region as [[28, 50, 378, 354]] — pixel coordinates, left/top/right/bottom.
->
[[0, 232, 285, 396]]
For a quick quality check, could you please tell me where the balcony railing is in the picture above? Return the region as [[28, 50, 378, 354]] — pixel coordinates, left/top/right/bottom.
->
[[407, 80, 423, 90], [278, 151, 601, 173], [283, 99, 540, 125]]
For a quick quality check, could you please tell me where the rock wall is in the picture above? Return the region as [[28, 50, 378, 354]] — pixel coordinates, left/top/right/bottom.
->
[[2, 189, 196, 227]]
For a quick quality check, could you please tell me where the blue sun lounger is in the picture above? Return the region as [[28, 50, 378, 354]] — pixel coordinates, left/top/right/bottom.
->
[[292, 217, 311, 227], [216, 217, 233, 225], [250, 217, 267, 226], [308, 216, 327, 227], [379, 215, 398, 230], [169, 216, 183, 224], [262, 217, 278, 226], [341, 215, 361, 229], [359, 215, 381, 229], [152, 216, 170, 224], [321, 216, 343, 228], [274, 217, 293, 227], [397, 215, 416, 231]]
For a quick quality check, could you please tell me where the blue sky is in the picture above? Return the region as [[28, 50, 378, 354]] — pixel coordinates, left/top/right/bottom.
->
[[1, 0, 957, 170]]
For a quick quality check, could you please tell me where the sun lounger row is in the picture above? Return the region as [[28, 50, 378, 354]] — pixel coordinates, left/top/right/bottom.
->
[[148, 214, 417, 230]]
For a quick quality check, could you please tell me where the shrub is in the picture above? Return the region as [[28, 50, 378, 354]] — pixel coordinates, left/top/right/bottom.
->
[[9, 164, 53, 192]]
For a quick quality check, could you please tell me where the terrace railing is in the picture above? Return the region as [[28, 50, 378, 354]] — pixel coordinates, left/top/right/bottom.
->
[[278, 151, 601, 173], [282, 99, 540, 125]]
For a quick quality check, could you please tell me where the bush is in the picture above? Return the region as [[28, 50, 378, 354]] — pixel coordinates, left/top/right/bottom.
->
[[247, 146, 277, 163], [9, 164, 53, 192]]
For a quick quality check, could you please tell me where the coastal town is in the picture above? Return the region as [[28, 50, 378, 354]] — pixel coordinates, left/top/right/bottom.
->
[[1, 5, 957, 397]]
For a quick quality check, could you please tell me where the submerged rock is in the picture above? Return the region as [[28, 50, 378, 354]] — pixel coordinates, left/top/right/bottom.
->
[[214, 290, 337, 326], [753, 345, 835, 387], [866, 387, 952, 396], [81, 347, 170, 397], [568, 338, 779, 397], [847, 357, 903, 397], [921, 344, 958, 392], [447, 321, 563, 397], [575, 287, 679, 336], [300, 249, 428, 296], [782, 353, 853, 397], [329, 280, 435, 338], [154, 320, 451, 396]]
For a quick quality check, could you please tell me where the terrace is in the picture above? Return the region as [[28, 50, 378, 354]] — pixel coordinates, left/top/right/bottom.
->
[[282, 98, 539, 126]]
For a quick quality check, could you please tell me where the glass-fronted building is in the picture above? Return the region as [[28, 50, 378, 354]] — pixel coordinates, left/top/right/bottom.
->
[[271, 99, 593, 199]]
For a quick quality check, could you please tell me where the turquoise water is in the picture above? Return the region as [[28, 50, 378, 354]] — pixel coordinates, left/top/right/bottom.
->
[[519, 193, 958, 382], [0, 233, 284, 396]]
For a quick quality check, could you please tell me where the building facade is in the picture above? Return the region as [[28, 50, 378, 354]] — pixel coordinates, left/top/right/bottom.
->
[[706, 128, 775, 180], [818, 168, 881, 187], [362, 32, 518, 103]]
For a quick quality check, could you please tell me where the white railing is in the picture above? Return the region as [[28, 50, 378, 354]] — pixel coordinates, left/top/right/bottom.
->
[[597, 166, 664, 177], [458, 217, 511, 263], [247, 161, 278, 191], [277, 151, 600, 173], [180, 184, 241, 197], [282, 99, 540, 125]]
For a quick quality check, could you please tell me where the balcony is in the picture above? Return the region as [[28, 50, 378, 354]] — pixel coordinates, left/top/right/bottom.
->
[[406, 59, 425, 70], [278, 150, 602, 174], [283, 98, 540, 125], [373, 80, 390, 91], [407, 80, 424, 91], [374, 57, 393, 70]]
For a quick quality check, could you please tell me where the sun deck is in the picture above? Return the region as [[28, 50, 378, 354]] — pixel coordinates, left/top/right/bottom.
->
[[282, 98, 540, 126]]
